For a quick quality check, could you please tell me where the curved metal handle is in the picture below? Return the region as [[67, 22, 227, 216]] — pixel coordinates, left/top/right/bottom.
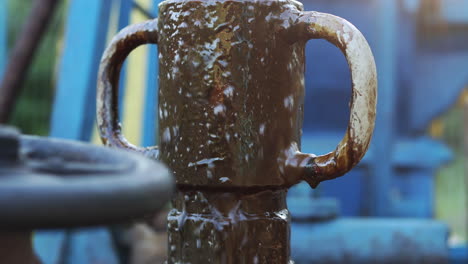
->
[[288, 11, 377, 188], [97, 19, 159, 158]]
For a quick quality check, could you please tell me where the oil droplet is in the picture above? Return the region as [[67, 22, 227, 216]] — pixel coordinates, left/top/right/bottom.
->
[[213, 104, 226, 115], [259, 123, 266, 135], [162, 127, 171, 142], [219, 177, 229, 183]]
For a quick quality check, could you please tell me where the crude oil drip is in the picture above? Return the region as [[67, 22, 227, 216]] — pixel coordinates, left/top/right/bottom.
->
[[167, 189, 290, 263], [97, 0, 377, 263]]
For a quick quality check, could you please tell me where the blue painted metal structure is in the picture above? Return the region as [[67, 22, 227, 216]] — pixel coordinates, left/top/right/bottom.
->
[[50, 0, 113, 140], [289, 183, 451, 263], [142, 3, 159, 147], [297, 0, 467, 218], [291, 217, 449, 263], [290, 0, 468, 262], [34, 0, 159, 263], [450, 246, 468, 264], [36, 0, 116, 262], [65, 229, 119, 264], [370, 0, 397, 217]]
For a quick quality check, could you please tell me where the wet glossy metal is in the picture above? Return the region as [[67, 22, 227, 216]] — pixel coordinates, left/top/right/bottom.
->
[[97, 0, 377, 262], [158, 0, 307, 189], [168, 189, 290, 263]]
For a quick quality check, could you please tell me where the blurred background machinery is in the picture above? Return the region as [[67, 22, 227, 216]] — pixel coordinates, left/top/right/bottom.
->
[[290, 0, 468, 262], [297, 0, 468, 219], [0, 0, 467, 263]]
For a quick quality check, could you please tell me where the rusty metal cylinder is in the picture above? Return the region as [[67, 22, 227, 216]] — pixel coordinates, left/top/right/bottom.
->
[[158, 1, 303, 262], [157, 0, 305, 188], [97, 0, 377, 262], [168, 189, 290, 263]]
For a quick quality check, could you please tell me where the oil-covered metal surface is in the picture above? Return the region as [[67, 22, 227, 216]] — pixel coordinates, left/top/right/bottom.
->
[[97, 0, 377, 190], [97, 0, 377, 262], [157, 0, 306, 188], [167, 189, 290, 263], [97, 19, 160, 158]]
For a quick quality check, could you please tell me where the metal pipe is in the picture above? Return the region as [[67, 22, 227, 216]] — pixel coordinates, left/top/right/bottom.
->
[[369, 0, 398, 216], [291, 219, 449, 264], [0, 0, 60, 123]]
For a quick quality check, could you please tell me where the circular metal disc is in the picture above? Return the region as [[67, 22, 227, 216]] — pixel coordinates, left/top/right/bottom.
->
[[0, 135, 174, 230]]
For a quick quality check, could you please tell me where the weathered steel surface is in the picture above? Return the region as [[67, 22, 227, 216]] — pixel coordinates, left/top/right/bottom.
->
[[97, 18, 159, 157], [97, 0, 376, 189], [97, 0, 377, 262], [167, 189, 290, 263]]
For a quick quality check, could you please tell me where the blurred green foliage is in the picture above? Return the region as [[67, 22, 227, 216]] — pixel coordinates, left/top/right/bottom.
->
[[6, 0, 66, 135], [435, 101, 468, 243]]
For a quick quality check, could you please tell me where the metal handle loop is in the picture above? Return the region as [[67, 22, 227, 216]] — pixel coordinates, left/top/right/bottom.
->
[[288, 11, 377, 188], [97, 19, 159, 159]]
